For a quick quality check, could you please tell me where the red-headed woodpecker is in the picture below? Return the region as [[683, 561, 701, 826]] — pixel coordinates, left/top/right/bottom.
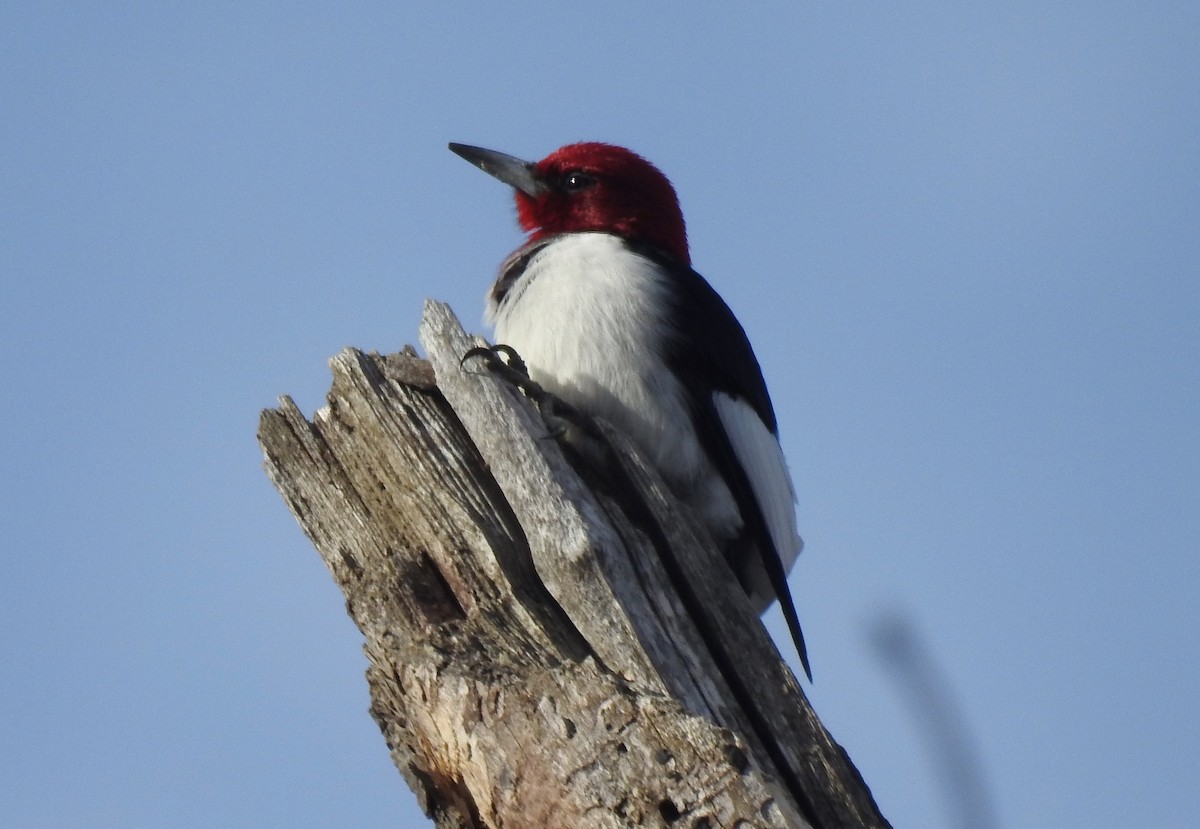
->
[[449, 141, 811, 680]]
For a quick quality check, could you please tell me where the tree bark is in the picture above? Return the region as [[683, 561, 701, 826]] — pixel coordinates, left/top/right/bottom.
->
[[257, 301, 890, 829]]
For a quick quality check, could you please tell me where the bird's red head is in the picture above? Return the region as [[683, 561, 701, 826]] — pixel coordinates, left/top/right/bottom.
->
[[519, 143, 690, 265], [450, 141, 690, 265]]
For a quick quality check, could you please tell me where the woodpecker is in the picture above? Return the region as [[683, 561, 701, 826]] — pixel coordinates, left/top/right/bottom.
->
[[449, 141, 811, 680]]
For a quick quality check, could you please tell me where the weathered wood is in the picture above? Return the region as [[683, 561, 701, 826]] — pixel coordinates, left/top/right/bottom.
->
[[257, 300, 890, 829]]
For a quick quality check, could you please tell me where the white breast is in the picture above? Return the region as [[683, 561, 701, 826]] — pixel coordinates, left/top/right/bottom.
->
[[486, 233, 742, 536]]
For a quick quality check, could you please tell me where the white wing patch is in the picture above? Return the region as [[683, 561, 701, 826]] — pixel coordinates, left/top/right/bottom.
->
[[712, 392, 803, 574]]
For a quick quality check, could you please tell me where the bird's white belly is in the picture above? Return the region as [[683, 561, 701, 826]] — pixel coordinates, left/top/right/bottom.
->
[[486, 234, 742, 535]]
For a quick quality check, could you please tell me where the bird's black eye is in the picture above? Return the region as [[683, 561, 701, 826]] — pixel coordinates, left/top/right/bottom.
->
[[562, 171, 596, 192]]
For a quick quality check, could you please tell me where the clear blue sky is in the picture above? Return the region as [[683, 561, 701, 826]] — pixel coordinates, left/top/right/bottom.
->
[[3, 3, 1197, 827]]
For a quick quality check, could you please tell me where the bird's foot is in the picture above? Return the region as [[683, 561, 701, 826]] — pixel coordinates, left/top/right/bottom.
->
[[461, 343, 531, 384], [460, 344, 603, 451]]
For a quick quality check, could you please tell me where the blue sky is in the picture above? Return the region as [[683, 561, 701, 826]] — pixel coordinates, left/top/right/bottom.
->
[[2, 3, 1197, 827]]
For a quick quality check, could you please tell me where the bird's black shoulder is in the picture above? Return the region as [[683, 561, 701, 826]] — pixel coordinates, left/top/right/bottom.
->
[[627, 241, 778, 435]]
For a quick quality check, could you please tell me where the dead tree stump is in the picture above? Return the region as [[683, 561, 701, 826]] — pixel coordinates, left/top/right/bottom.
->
[[257, 300, 889, 829]]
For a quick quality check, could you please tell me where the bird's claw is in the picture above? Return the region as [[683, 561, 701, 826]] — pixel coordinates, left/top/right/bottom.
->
[[461, 343, 540, 396], [461, 344, 528, 378], [460, 344, 602, 451]]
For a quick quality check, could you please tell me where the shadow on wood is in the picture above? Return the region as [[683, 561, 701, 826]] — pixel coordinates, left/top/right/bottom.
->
[[257, 300, 890, 829]]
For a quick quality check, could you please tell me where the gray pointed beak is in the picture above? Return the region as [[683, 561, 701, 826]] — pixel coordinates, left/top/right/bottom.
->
[[449, 142, 547, 197]]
